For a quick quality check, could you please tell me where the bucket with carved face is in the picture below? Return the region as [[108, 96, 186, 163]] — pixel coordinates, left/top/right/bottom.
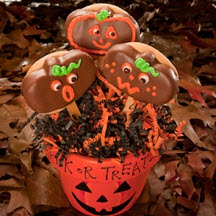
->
[[45, 145, 160, 216]]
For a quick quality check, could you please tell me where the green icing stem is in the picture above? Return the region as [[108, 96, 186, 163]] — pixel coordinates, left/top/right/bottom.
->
[[135, 57, 159, 77], [52, 59, 82, 76], [96, 10, 109, 21]]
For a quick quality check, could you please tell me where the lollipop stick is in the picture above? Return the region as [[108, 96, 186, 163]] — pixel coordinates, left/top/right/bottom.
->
[[66, 102, 81, 120], [123, 96, 135, 113]]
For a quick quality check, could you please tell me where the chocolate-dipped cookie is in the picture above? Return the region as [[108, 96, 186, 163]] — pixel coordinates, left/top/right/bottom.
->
[[22, 50, 96, 113], [98, 42, 179, 105], [65, 3, 140, 55]]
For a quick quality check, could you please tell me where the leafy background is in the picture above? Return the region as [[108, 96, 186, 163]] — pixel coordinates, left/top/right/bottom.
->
[[0, 0, 216, 215]]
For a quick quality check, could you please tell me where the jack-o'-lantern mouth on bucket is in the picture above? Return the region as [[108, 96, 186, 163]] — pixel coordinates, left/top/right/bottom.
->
[[71, 180, 135, 215], [72, 192, 135, 215]]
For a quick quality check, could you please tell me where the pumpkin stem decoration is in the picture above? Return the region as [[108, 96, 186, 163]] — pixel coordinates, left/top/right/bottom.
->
[[52, 59, 82, 76], [96, 10, 110, 21], [135, 57, 159, 77]]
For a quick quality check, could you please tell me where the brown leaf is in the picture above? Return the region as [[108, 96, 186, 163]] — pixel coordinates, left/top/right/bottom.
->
[[182, 29, 216, 50], [164, 160, 180, 182], [8, 6, 34, 20], [0, 178, 24, 188], [9, 138, 33, 173], [0, 102, 27, 123], [176, 196, 198, 211], [204, 157, 216, 180], [0, 192, 10, 216], [195, 62, 216, 81], [0, 78, 21, 91], [0, 164, 24, 180], [0, 154, 20, 165], [25, 166, 70, 211], [170, 101, 215, 149], [148, 169, 166, 201], [151, 196, 172, 216], [0, 93, 16, 105], [153, 160, 165, 179], [23, 25, 46, 36], [9, 207, 30, 216], [2, 29, 29, 49], [1, 57, 29, 72], [137, 179, 150, 204], [197, 180, 216, 216], [140, 32, 181, 58], [6, 190, 32, 214], [177, 163, 197, 199], [179, 78, 216, 107], [187, 151, 205, 176]]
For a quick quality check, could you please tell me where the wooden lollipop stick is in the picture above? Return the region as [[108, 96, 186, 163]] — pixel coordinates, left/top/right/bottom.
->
[[123, 96, 135, 114], [66, 102, 81, 120]]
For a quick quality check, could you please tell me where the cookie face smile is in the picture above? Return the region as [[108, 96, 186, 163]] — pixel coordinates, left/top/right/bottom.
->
[[22, 50, 96, 113], [65, 7, 140, 55], [99, 43, 179, 105]]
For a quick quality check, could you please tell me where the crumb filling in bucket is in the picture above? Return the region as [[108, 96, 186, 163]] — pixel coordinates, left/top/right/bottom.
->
[[32, 78, 183, 166]]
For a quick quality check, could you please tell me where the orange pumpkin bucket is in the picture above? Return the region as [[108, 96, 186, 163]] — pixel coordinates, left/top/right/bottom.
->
[[45, 144, 161, 216]]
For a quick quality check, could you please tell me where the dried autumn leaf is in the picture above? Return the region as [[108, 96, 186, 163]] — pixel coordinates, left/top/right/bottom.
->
[[169, 101, 215, 149], [1, 57, 29, 72], [9, 207, 30, 216], [177, 163, 197, 199], [204, 157, 216, 180], [176, 196, 198, 211], [182, 29, 216, 50], [195, 62, 216, 81], [6, 190, 32, 215], [179, 78, 216, 107], [137, 179, 150, 204], [23, 25, 46, 36], [0, 78, 21, 91], [187, 151, 205, 176], [0, 154, 20, 165], [8, 5, 34, 20], [151, 196, 172, 216], [0, 192, 10, 216], [148, 169, 166, 201], [25, 165, 70, 212], [153, 160, 165, 179], [0, 179, 33, 214], [0, 164, 24, 180], [197, 180, 216, 216], [0, 93, 16, 105], [164, 160, 180, 182], [2, 29, 29, 49], [9, 138, 33, 173]]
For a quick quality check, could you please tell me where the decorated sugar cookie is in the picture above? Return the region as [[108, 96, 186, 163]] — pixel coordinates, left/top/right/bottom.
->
[[65, 4, 140, 55], [99, 43, 179, 105], [22, 50, 96, 113]]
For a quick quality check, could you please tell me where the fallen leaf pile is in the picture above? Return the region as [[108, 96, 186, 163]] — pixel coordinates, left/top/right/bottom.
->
[[0, 0, 215, 215]]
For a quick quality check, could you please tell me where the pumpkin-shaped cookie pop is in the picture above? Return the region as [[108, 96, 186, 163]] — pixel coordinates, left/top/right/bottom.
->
[[99, 42, 179, 105], [65, 3, 140, 55], [22, 50, 96, 113]]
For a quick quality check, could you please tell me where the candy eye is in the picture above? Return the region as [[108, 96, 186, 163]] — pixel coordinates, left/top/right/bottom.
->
[[138, 74, 149, 84], [50, 80, 62, 91], [105, 26, 117, 39], [121, 62, 133, 74], [67, 73, 77, 84], [89, 24, 101, 36]]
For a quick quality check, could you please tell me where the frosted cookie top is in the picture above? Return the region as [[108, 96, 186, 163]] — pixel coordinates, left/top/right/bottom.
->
[[65, 3, 140, 55], [99, 42, 179, 105]]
